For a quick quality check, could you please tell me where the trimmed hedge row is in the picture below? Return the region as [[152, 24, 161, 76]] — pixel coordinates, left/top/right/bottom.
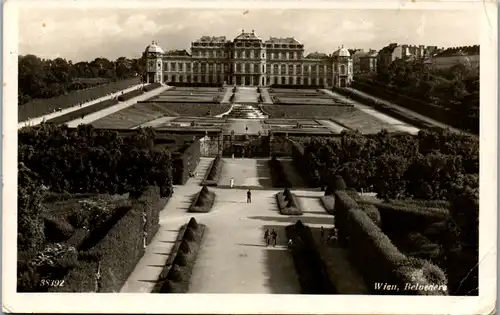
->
[[276, 188, 303, 215], [117, 89, 144, 102], [268, 156, 292, 188], [153, 218, 205, 293], [46, 99, 119, 124], [172, 141, 201, 185], [143, 82, 162, 92], [285, 220, 337, 294], [132, 186, 167, 245], [189, 186, 216, 213], [320, 195, 335, 214], [19, 77, 141, 122], [334, 190, 447, 295], [202, 155, 223, 186]]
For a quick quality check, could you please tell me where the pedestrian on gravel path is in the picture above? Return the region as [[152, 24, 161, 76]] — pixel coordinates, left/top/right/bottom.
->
[[247, 189, 252, 203], [230, 177, 235, 188], [271, 229, 278, 247], [264, 229, 270, 246]]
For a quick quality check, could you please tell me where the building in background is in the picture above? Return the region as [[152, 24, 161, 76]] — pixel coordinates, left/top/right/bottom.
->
[[376, 43, 440, 71], [358, 49, 378, 73], [431, 45, 480, 74], [144, 30, 353, 87]]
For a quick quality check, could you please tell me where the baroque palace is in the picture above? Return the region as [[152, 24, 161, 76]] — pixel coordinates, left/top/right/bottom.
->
[[145, 30, 353, 87]]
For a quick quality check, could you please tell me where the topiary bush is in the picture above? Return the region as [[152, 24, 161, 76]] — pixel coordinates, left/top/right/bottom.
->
[[189, 186, 216, 213]]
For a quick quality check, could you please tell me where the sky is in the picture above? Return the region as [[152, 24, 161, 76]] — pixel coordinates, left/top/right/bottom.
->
[[18, 8, 481, 62]]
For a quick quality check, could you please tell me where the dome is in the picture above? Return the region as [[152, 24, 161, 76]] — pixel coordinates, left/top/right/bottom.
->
[[333, 45, 351, 57], [145, 41, 164, 54]]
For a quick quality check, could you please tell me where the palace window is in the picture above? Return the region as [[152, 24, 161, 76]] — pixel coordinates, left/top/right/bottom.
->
[[201, 63, 206, 72], [340, 65, 346, 74], [170, 63, 176, 71], [281, 64, 286, 74], [178, 63, 183, 71], [245, 63, 250, 73], [319, 78, 324, 85], [186, 63, 191, 71], [312, 65, 317, 73], [312, 78, 317, 85], [193, 63, 198, 72], [172, 75, 176, 83], [266, 65, 270, 74], [288, 65, 293, 75], [216, 64, 221, 72], [206, 51, 210, 58], [255, 63, 260, 73], [179, 75, 183, 83], [273, 64, 279, 74], [236, 63, 241, 72], [209, 63, 214, 72], [327, 65, 332, 73], [187, 75, 191, 82], [281, 77, 286, 85], [296, 65, 302, 75], [224, 64, 229, 72], [246, 50, 250, 58]]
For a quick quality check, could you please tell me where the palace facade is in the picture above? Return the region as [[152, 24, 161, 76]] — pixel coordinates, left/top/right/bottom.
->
[[144, 30, 353, 87]]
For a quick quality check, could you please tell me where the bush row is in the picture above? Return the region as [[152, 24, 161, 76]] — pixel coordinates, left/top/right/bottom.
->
[[172, 140, 201, 185], [276, 188, 302, 215], [117, 88, 144, 102], [202, 155, 223, 186], [19, 77, 141, 122], [285, 221, 337, 294], [334, 190, 447, 295], [189, 186, 216, 213], [143, 82, 162, 92], [46, 99, 119, 124], [268, 156, 292, 188], [153, 218, 205, 293], [166, 82, 223, 88]]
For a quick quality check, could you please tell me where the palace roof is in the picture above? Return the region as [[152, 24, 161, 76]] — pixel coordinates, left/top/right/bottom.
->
[[234, 30, 262, 41]]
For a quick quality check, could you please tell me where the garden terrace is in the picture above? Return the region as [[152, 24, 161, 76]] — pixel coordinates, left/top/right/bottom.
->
[[136, 102, 232, 117], [19, 77, 141, 122], [267, 88, 351, 106], [91, 102, 180, 129], [147, 87, 225, 103]]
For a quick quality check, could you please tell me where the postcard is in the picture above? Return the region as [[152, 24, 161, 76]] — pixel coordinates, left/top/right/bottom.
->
[[3, 0, 497, 314]]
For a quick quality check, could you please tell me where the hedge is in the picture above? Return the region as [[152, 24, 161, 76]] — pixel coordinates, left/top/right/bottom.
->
[[46, 98, 120, 124], [320, 195, 335, 214], [268, 157, 292, 188], [172, 141, 201, 185], [42, 214, 75, 243], [346, 207, 447, 295], [131, 186, 165, 245], [153, 218, 206, 293], [49, 187, 163, 292], [117, 89, 144, 102], [285, 221, 337, 294], [333, 190, 360, 247], [202, 155, 223, 186], [143, 82, 162, 92], [18, 77, 140, 122], [371, 202, 449, 237], [189, 186, 216, 213], [276, 189, 302, 215]]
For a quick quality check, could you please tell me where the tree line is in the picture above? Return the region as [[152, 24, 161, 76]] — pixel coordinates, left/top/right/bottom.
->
[[18, 54, 146, 104]]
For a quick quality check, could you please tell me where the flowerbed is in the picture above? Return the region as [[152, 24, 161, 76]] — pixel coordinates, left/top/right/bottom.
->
[[153, 218, 205, 293], [276, 188, 303, 215], [189, 186, 216, 213]]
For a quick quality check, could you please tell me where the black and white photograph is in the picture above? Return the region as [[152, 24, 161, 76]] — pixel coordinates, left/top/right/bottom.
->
[[2, 1, 497, 314]]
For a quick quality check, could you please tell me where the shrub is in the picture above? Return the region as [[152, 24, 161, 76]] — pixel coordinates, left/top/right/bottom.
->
[[187, 217, 199, 230], [276, 191, 303, 215], [202, 156, 223, 186], [117, 89, 143, 102], [172, 141, 201, 185], [189, 186, 216, 213], [143, 82, 162, 92], [320, 195, 335, 214], [43, 215, 75, 243]]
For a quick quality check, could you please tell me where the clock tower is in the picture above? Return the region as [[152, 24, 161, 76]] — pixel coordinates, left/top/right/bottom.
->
[[145, 41, 164, 84]]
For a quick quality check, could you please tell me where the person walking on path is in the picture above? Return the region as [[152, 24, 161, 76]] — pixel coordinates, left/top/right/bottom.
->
[[271, 229, 278, 247], [247, 189, 252, 203], [320, 226, 325, 244], [264, 229, 270, 246], [230, 177, 235, 188]]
